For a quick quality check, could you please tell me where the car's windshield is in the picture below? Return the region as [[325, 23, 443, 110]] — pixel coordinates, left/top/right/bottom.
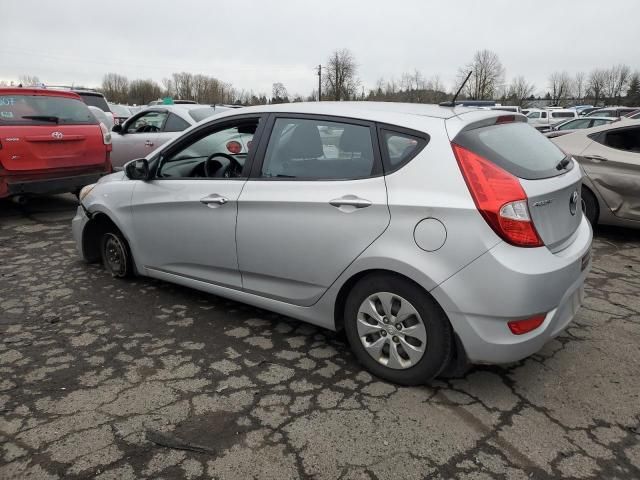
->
[[109, 104, 131, 116], [527, 111, 541, 119], [189, 107, 227, 123], [0, 94, 97, 125]]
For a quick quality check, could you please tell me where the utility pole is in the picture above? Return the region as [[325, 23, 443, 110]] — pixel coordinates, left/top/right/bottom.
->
[[317, 64, 322, 102]]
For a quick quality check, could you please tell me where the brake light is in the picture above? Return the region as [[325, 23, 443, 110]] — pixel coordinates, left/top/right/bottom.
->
[[99, 122, 112, 146], [451, 143, 543, 247], [495, 115, 515, 124], [508, 314, 546, 335], [226, 141, 241, 154]]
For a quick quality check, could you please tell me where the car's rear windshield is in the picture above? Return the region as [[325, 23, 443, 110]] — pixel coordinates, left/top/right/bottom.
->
[[189, 106, 228, 123], [552, 112, 575, 118], [109, 104, 131, 116], [454, 122, 568, 180], [0, 94, 98, 126], [77, 92, 110, 112]]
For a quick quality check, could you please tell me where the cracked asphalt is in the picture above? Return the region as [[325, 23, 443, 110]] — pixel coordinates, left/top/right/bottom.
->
[[1, 194, 639, 480]]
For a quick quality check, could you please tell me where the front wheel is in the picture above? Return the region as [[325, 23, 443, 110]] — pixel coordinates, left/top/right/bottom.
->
[[581, 186, 599, 227], [344, 274, 453, 385], [100, 230, 133, 278]]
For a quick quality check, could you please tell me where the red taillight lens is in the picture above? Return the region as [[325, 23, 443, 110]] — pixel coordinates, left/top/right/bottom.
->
[[508, 314, 546, 335], [451, 143, 543, 247], [226, 141, 242, 154], [495, 115, 516, 124]]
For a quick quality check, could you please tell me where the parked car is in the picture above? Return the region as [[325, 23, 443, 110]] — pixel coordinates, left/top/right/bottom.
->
[[586, 107, 638, 118], [88, 106, 114, 130], [526, 109, 578, 131], [0, 88, 112, 199], [624, 109, 640, 119], [67, 88, 115, 125], [108, 103, 132, 126], [72, 102, 592, 385], [578, 107, 603, 116], [110, 104, 231, 168], [551, 119, 640, 227], [544, 116, 615, 138], [490, 106, 521, 113]]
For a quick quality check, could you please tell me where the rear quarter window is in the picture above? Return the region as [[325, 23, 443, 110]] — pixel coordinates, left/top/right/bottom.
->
[[454, 122, 567, 180], [380, 129, 429, 172], [0, 94, 97, 126]]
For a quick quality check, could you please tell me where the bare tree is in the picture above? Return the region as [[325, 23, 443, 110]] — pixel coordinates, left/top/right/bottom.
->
[[101, 73, 129, 103], [507, 76, 536, 106], [602, 64, 631, 104], [271, 82, 289, 103], [19, 75, 40, 86], [456, 50, 505, 100], [588, 69, 607, 106], [573, 72, 586, 103], [324, 49, 360, 101], [128, 79, 162, 105], [548, 71, 571, 104]]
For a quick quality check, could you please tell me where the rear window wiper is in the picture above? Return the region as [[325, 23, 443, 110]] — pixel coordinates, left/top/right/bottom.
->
[[556, 157, 571, 171], [22, 115, 60, 123]]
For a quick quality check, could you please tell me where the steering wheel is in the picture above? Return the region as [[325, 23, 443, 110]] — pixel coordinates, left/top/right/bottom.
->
[[203, 153, 243, 178], [136, 125, 160, 133]]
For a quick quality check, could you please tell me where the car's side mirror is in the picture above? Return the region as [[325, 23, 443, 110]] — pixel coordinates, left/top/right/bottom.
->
[[112, 124, 123, 134], [125, 158, 149, 180]]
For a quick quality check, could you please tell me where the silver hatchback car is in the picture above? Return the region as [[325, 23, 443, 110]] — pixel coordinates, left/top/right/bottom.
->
[[72, 102, 592, 385]]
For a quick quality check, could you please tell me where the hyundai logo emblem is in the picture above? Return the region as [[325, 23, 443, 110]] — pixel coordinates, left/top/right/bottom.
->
[[51, 131, 63, 139], [569, 190, 579, 216]]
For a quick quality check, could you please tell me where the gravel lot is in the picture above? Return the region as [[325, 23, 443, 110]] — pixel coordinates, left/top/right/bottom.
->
[[1, 194, 639, 480]]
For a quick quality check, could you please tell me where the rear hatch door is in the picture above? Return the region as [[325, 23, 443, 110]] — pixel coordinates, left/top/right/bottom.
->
[[0, 92, 106, 171], [453, 119, 582, 251]]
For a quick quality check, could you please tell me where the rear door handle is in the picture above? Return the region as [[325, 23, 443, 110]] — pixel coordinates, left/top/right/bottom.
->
[[585, 155, 607, 162], [329, 195, 372, 209], [200, 194, 228, 207], [145, 140, 154, 147]]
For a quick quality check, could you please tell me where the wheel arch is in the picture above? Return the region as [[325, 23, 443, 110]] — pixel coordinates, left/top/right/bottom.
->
[[82, 212, 122, 263]]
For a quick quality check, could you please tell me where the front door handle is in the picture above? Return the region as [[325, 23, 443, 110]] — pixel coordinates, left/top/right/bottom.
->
[[585, 155, 607, 162], [145, 140, 154, 147], [200, 194, 228, 207], [329, 195, 372, 209]]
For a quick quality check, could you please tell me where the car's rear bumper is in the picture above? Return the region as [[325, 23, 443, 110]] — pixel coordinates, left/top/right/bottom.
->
[[432, 216, 592, 364], [1, 171, 106, 198]]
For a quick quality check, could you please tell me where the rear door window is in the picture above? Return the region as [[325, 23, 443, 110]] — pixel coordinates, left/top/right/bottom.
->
[[260, 118, 378, 179], [163, 113, 190, 132], [454, 122, 567, 180], [0, 94, 97, 126]]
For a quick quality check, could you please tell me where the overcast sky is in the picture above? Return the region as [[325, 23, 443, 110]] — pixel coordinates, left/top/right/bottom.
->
[[2, 0, 638, 97]]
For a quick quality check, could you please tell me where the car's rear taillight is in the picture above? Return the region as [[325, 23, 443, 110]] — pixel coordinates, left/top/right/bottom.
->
[[508, 314, 546, 335], [100, 122, 112, 145], [451, 143, 543, 248]]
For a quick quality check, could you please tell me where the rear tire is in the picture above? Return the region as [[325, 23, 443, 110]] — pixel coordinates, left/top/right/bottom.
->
[[344, 273, 452, 386], [582, 186, 599, 226], [100, 230, 133, 278]]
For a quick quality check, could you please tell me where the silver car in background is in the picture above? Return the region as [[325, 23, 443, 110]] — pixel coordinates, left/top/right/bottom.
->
[[72, 103, 592, 385], [110, 104, 232, 168], [552, 118, 640, 227]]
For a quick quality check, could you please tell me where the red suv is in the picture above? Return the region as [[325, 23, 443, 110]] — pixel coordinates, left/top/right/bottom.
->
[[0, 88, 112, 199]]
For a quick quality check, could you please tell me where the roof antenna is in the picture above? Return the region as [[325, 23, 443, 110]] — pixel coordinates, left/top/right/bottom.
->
[[440, 70, 472, 107]]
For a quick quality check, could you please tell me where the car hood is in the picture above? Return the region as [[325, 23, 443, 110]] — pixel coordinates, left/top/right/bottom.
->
[[98, 171, 126, 184]]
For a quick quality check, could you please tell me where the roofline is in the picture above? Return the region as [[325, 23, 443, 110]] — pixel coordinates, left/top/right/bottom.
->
[[0, 87, 82, 99]]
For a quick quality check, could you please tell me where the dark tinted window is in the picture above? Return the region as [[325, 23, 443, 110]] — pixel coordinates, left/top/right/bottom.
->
[[552, 112, 575, 118], [541, 112, 547, 119], [261, 118, 375, 179], [0, 94, 97, 126], [382, 130, 427, 170], [163, 113, 190, 132], [600, 127, 640, 152], [455, 122, 567, 180], [76, 92, 110, 112]]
